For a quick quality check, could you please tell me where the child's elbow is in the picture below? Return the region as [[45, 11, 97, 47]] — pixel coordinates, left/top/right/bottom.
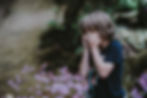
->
[[98, 64, 114, 79], [99, 71, 110, 79], [99, 74, 109, 79]]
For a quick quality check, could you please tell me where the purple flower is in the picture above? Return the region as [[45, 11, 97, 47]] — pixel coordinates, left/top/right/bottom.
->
[[28, 87, 33, 92], [131, 88, 143, 98], [55, 96, 64, 98], [29, 96, 35, 98], [138, 73, 147, 92], [57, 74, 72, 82], [59, 86, 70, 95], [73, 83, 85, 95], [45, 86, 51, 91], [40, 63, 48, 71], [48, 72, 55, 81], [35, 89, 42, 95], [59, 66, 69, 75], [72, 94, 84, 98], [21, 96, 28, 98], [15, 75, 22, 84], [34, 74, 50, 83], [21, 65, 35, 74], [73, 75, 83, 82], [42, 96, 49, 98], [8, 80, 20, 91], [67, 81, 75, 88], [50, 83, 70, 95]]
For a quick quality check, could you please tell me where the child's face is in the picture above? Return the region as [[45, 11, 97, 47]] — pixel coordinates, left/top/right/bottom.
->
[[84, 30, 101, 46], [84, 30, 103, 46], [83, 30, 109, 49]]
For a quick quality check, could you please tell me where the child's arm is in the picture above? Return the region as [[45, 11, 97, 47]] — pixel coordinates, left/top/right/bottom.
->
[[79, 48, 90, 78], [91, 47, 114, 79], [79, 35, 90, 78], [87, 33, 114, 79]]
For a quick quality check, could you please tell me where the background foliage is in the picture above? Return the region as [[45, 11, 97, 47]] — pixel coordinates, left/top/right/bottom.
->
[[38, 0, 147, 72]]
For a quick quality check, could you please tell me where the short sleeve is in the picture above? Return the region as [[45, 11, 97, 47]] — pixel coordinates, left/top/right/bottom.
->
[[104, 43, 123, 66]]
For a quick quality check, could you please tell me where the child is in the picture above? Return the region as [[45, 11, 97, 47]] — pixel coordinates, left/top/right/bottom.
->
[[79, 11, 125, 98]]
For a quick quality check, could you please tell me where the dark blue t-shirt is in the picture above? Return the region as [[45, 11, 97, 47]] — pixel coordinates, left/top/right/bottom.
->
[[88, 39, 125, 98]]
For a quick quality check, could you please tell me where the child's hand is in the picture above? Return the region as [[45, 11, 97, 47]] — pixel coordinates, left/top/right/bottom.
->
[[82, 34, 89, 50], [87, 33, 101, 48]]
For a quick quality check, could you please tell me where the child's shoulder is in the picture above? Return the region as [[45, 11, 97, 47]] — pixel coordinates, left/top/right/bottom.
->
[[110, 39, 123, 50], [111, 39, 122, 47]]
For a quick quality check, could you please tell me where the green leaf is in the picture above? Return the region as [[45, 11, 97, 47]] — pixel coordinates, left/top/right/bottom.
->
[[75, 47, 83, 55], [118, 0, 139, 9]]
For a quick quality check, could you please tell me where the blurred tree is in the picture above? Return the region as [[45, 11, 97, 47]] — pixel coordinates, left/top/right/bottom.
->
[[39, 0, 85, 72], [0, 0, 15, 19], [138, 0, 147, 27]]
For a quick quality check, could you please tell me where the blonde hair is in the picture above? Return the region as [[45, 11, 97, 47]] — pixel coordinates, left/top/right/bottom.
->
[[79, 11, 115, 40]]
